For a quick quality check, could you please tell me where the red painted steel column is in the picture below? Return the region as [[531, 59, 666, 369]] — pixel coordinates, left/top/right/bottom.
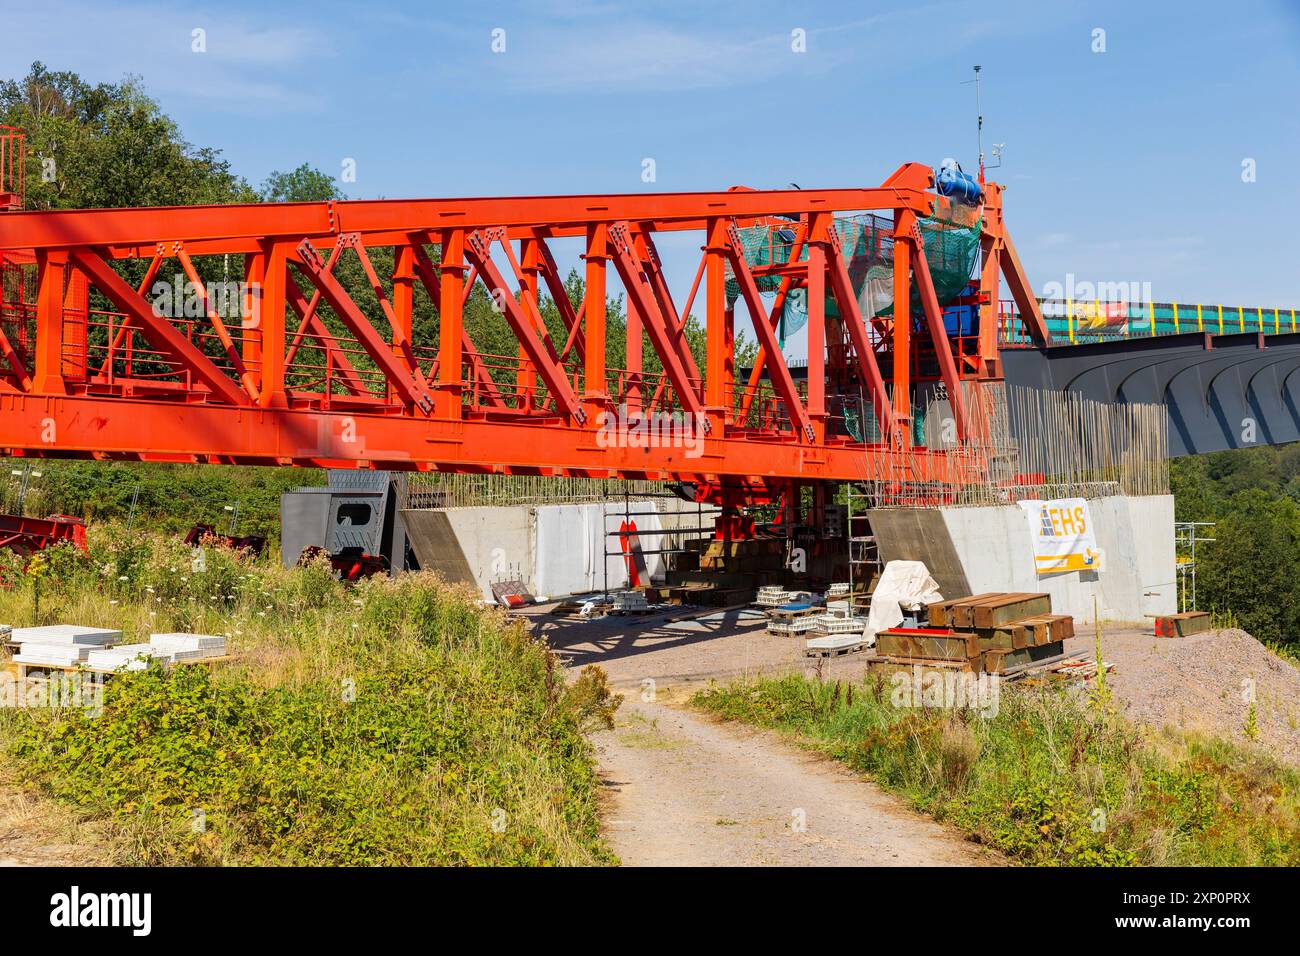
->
[[518, 237, 541, 412], [978, 233, 999, 376], [704, 217, 731, 433], [805, 213, 828, 443], [583, 224, 609, 422], [892, 211, 913, 447], [437, 230, 465, 419], [805, 230, 826, 440], [242, 252, 265, 394], [626, 233, 646, 413], [61, 265, 88, 385], [33, 250, 67, 395], [392, 244, 415, 404], [257, 242, 288, 407]]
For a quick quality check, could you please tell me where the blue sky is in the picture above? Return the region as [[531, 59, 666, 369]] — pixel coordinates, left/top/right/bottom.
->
[[4, 0, 1299, 337]]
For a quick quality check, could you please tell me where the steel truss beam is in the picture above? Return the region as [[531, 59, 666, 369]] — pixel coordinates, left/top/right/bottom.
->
[[0, 392, 978, 484], [0, 167, 1026, 486]]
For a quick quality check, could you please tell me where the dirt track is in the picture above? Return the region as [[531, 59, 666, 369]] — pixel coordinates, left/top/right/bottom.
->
[[595, 696, 996, 866], [534, 606, 996, 866]]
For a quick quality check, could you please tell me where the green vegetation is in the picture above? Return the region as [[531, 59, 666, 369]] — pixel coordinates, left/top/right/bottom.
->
[[0, 460, 323, 538], [694, 673, 1300, 866], [1170, 447, 1300, 648], [0, 529, 619, 865]]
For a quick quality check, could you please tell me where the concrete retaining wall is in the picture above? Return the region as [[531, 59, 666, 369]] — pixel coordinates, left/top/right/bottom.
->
[[402, 498, 717, 602], [871, 495, 1175, 624]]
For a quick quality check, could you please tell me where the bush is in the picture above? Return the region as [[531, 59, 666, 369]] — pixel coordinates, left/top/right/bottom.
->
[[0, 527, 616, 866]]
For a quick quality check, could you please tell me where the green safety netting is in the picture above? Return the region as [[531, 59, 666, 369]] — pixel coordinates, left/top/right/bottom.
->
[[842, 397, 928, 446], [888, 213, 982, 318], [724, 210, 982, 345], [724, 221, 809, 341]]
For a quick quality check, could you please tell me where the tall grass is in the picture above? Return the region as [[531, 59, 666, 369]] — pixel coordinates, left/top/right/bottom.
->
[[0, 527, 618, 866], [694, 673, 1300, 866]]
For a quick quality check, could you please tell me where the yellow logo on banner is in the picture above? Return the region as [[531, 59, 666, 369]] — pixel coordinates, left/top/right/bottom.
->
[[1020, 498, 1102, 576]]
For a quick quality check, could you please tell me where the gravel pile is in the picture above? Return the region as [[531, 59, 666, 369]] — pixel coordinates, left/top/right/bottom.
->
[[1068, 627, 1300, 765]]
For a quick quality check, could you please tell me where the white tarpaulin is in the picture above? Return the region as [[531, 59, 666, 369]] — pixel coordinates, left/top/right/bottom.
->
[[1017, 497, 1103, 576], [532, 502, 666, 598], [865, 560, 943, 646]]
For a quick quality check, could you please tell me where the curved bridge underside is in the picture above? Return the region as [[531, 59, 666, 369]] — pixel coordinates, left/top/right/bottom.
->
[[1002, 332, 1300, 456]]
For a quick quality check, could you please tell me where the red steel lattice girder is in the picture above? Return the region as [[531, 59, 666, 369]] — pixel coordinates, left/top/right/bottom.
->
[[0, 164, 1046, 485]]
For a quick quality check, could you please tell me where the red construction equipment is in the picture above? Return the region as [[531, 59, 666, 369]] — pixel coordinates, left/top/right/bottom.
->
[[296, 544, 386, 582], [0, 158, 1048, 517], [0, 513, 87, 557], [182, 524, 268, 556]]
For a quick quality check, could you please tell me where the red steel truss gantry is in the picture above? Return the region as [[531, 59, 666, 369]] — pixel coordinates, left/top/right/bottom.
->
[[0, 161, 1048, 497]]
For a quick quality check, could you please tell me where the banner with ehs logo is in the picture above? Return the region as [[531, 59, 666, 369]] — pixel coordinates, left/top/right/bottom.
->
[[1017, 498, 1103, 575]]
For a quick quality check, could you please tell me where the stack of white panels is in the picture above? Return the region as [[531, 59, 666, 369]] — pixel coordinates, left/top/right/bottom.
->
[[805, 633, 864, 653], [149, 633, 226, 660], [86, 644, 173, 672], [612, 591, 648, 612], [10, 625, 122, 647], [756, 586, 791, 608], [13, 643, 96, 666]]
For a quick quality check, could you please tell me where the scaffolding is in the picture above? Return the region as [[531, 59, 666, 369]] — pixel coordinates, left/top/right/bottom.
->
[[601, 481, 715, 600], [1175, 520, 1216, 612], [845, 484, 880, 615]]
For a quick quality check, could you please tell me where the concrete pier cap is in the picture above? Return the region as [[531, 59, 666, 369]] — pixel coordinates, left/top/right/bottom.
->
[[867, 495, 1176, 626]]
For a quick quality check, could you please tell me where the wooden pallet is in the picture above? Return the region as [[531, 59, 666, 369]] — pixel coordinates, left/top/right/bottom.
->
[[767, 605, 817, 622], [11, 655, 234, 680], [550, 600, 605, 617], [804, 641, 865, 659], [864, 655, 979, 676], [1043, 655, 1115, 681]]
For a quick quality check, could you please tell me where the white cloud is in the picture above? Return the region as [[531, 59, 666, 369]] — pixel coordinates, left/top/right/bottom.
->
[[0, 1, 332, 113]]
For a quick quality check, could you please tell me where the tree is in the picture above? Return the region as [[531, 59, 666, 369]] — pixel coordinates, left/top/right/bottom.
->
[[260, 163, 345, 203], [0, 62, 254, 210], [1195, 489, 1300, 646]]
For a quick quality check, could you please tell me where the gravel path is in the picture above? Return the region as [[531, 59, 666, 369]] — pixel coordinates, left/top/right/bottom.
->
[[532, 605, 996, 866], [595, 696, 997, 867]]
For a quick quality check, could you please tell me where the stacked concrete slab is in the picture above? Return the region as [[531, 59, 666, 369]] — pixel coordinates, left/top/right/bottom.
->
[[6, 626, 225, 671]]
